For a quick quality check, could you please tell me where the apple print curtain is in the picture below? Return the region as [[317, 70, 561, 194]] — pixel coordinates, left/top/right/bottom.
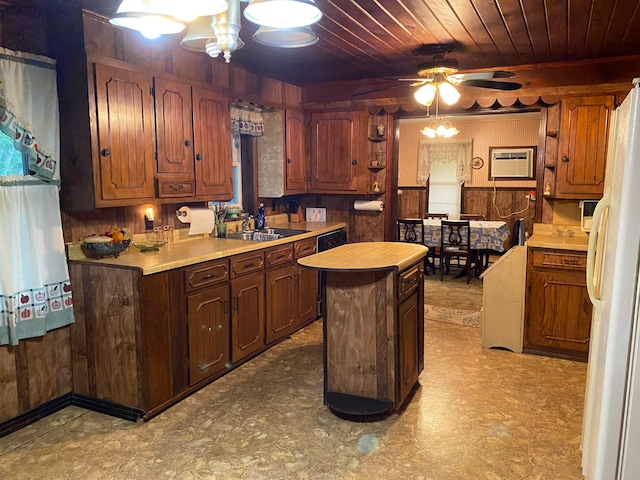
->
[[0, 47, 74, 345]]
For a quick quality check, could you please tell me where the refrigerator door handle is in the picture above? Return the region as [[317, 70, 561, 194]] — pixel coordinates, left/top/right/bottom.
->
[[586, 186, 611, 308]]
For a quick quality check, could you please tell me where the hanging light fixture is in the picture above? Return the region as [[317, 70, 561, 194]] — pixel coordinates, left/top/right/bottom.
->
[[243, 0, 322, 29], [252, 25, 318, 47], [179, 14, 245, 58], [109, 0, 185, 39], [143, 0, 229, 21], [420, 92, 459, 138]]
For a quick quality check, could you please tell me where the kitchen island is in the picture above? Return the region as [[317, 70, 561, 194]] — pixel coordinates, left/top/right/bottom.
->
[[298, 242, 428, 417]]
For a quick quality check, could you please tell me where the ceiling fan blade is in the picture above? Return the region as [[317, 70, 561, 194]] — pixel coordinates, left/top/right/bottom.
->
[[459, 79, 522, 90], [351, 83, 408, 98], [447, 71, 516, 85]]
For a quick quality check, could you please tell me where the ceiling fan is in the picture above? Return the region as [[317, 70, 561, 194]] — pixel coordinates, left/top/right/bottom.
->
[[354, 44, 523, 106]]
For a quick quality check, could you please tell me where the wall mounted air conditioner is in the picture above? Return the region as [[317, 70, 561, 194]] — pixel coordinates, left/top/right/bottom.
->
[[488, 146, 536, 180]]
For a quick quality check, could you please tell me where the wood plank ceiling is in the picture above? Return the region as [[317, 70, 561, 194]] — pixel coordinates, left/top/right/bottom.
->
[[61, 0, 640, 86]]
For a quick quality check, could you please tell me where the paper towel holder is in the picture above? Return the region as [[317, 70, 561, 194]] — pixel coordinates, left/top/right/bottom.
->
[[176, 209, 188, 217]]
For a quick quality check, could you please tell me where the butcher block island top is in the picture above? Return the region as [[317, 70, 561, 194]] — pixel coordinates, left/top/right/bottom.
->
[[298, 242, 428, 272], [301, 242, 427, 418]]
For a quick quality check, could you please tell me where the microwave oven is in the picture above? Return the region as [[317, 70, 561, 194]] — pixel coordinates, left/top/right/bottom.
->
[[580, 200, 598, 232]]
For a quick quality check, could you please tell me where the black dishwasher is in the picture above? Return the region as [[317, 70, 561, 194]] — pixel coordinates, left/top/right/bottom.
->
[[315, 228, 347, 317]]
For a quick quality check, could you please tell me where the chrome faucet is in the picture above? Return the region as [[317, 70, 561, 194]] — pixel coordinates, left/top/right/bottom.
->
[[242, 215, 254, 232]]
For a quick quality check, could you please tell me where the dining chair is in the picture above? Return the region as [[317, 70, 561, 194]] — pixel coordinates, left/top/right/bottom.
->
[[424, 213, 448, 272], [397, 218, 432, 274], [440, 220, 474, 284], [460, 213, 485, 221]]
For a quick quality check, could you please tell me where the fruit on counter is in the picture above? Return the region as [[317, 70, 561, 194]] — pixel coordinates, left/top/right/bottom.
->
[[83, 235, 113, 243]]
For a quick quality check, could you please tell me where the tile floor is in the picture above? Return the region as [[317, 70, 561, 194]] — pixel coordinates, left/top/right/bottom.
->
[[0, 316, 586, 480]]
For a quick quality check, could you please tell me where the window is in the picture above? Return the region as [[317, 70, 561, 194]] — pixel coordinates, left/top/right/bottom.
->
[[428, 159, 461, 219], [0, 131, 26, 176]]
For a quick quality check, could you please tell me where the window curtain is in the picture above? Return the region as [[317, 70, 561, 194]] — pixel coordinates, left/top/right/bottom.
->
[[231, 103, 264, 139], [0, 47, 74, 345], [416, 138, 473, 185]]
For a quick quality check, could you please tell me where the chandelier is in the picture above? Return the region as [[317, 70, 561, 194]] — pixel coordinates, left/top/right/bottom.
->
[[110, 0, 322, 61], [420, 91, 459, 138]]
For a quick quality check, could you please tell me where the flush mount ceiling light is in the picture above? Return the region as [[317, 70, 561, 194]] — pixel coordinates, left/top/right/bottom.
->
[[110, 0, 185, 39], [143, 0, 229, 22], [243, 0, 322, 29], [252, 25, 318, 48]]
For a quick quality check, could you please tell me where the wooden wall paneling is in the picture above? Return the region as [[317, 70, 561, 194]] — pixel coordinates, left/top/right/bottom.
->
[[352, 207, 385, 243], [168, 44, 210, 84], [69, 263, 90, 396], [461, 188, 491, 218], [139, 272, 176, 410], [230, 66, 258, 101], [397, 187, 424, 219], [0, 345, 19, 422], [283, 83, 302, 108], [90, 266, 139, 407], [0, 3, 48, 55], [259, 76, 283, 107], [82, 12, 117, 59], [210, 60, 230, 90], [24, 328, 72, 411], [60, 208, 120, 244]]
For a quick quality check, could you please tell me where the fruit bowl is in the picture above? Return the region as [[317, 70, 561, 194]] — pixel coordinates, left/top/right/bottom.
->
[[131, 240, 168, 253], [81, 239, 131, 259]]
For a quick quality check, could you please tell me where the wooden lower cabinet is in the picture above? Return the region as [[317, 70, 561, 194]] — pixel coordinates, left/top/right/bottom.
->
[[187, 284, 230, 385], [266, 265, 297, 343], [524, 247, 592, 360], [231, 273, 265, 363], [296, 265, 317, 327], [398, 291, 421, 403]]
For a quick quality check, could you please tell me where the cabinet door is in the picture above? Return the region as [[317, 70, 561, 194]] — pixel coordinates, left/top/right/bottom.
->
[[398, 292, 420, 404], [231, 273, 265, 362], [310, 111, 361, 192], [285, 109, 307, 194], [192, 87, 233, 198], [295, 265, 317, 327], [525, 267, 592, 357], [154, 78, 194, 176], [94, 64, 156, 202], [188, 284, 230, 385], [556, 95, 614, 198], [265, 265, 297, 343]]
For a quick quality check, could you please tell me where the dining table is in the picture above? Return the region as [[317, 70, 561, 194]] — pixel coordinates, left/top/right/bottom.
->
[[422, 219, 511, 252]]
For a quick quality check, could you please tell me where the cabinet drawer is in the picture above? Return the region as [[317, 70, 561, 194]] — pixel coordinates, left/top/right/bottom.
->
[[184, 259, 229, 292], [230, 251, 265, 278], [265, 244, 293, 268], [398, 263, 422, 301], [531, 249, 587, 269], [294, 238, 317, 259], [157, 176, 195, 198]]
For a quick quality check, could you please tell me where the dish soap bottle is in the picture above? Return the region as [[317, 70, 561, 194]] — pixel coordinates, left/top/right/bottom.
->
[[256, 203, 266, 230]]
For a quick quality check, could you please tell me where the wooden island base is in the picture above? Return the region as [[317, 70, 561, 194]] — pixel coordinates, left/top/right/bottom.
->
[[298, 242, 427, 418]]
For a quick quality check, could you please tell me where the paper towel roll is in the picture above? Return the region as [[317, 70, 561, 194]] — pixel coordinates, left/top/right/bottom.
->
[[354, 200, 384, 211], [177, 206, 215, 235]]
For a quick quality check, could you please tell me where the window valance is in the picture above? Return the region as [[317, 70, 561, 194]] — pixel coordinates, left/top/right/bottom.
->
[[417, 138, 473, 185]]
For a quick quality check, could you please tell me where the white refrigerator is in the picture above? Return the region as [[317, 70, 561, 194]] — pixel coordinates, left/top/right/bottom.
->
[[583, 79, 640, 479]]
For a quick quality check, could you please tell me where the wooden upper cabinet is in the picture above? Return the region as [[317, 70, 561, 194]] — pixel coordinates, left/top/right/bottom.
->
[[154, 78, 194, 176], [192, 87, 233, 198], [310, 111, 362, 192], [285, 109, 306, 194], [94, 64, 156, 202], [556, 95, 615, 198]]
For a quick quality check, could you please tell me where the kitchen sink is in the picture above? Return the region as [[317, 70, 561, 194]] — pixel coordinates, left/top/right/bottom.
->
[[226, 228, 308, 241]]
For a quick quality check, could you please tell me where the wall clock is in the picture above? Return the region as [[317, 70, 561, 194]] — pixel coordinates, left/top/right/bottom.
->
[[472, 157, 484, 169]]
